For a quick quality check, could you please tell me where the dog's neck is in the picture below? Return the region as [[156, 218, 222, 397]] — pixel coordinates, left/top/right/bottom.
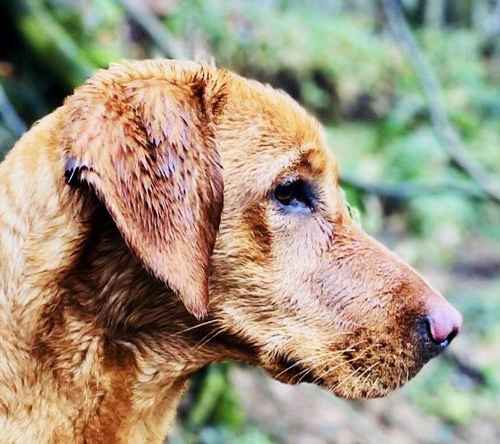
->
[[0, 111, 249, 442]]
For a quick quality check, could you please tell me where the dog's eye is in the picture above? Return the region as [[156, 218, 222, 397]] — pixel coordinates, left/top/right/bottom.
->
[[273, 180, 315, 213]]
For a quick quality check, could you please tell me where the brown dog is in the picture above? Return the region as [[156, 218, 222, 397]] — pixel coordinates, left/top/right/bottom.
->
[[0, 60, 462, 443]]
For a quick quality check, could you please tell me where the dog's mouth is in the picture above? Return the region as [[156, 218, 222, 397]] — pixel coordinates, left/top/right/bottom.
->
[[266, 343, 426, 399], [267, 353, 323, 386]]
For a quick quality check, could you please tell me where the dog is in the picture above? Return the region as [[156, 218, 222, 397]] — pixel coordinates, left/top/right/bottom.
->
[[0, 59, 462, 443]]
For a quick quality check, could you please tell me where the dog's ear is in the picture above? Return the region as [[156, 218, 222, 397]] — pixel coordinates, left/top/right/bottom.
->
[[62, 63, 226, 319]]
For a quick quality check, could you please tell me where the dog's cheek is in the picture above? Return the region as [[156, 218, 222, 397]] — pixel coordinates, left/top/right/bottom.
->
[[208, 210, 279, 349], [241, 202, 273, 266]]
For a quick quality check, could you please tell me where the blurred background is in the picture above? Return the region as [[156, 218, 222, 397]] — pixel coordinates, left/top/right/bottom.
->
[[1, 1, 500, 443]]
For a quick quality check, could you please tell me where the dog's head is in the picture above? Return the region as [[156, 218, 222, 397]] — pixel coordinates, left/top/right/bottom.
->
[[63, 60, 461, 399]]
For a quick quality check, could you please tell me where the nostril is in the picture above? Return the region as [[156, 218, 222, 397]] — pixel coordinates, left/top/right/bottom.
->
[[417, 310, 461, 362], [442, 325, 459, 347], [423, 316, 433, 340], [417, 297, 462, 361], [422, 316, 436, 346]]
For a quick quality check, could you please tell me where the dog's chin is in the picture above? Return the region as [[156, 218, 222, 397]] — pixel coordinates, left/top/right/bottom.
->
[[322, 359, 425, 400], [266, 353, 425, 400]]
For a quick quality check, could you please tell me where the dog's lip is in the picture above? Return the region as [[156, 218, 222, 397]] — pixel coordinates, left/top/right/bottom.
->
[[267, 354, 320, 385], [268, 350, 424, 395]]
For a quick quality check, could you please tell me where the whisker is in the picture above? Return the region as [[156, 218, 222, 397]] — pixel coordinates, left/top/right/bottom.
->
[[358, 362, 379, 390], [175, 319, 220, 335], [274, 355, 321, 379], [368, 376, 380, 397], [328, 358, 379, 395], [193, 326, 227, 351], [330, 367, 364, 394], [296, 366, 314, 384], [315, 342, 376, 382]]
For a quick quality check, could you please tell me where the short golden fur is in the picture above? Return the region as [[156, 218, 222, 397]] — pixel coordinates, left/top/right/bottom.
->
[[0, 60, 460, 443]]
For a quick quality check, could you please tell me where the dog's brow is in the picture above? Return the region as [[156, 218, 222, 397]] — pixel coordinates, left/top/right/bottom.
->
[[298, 148, 327, 175], [279, 147, 332, 181]]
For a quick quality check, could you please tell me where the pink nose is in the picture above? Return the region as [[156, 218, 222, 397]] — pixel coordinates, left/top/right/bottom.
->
[[426, 300, 463, 346]]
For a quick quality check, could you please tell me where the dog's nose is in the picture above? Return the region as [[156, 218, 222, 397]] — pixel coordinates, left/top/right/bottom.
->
[[417, 297, 462, 359], [427, 303, 462, 346]]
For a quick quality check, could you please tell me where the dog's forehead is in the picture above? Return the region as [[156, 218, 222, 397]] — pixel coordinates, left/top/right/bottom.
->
[[219, 73, 339, 193]]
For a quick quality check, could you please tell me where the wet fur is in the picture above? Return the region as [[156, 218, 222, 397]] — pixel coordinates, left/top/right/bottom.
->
[[0, 60, 450, 443]]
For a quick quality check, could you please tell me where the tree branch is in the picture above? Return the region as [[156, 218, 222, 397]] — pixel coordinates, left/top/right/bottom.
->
[[119, 0, 186, 59], [7, 0, 95, 87], [0, 83, 26, 137], [382, 0, 500, 205], [341, 174, 486, 203], [444, 351, 488, 387]]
